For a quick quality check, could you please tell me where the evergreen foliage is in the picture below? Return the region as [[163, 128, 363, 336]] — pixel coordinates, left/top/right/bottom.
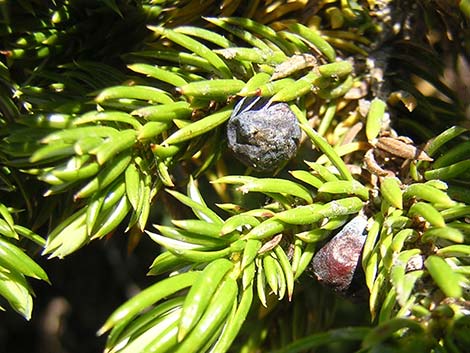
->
[[1, 1, 470, 352]]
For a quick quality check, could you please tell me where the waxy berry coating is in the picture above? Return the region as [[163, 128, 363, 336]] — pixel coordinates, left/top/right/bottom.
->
[[311, 215, 368, 293], [227, 101, 301, 172]]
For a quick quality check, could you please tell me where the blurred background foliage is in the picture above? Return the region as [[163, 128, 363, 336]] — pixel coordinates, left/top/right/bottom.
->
[[0, 0, 469, 352]]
